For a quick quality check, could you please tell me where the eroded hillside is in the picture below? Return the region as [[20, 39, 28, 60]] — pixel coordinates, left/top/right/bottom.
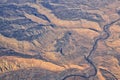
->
[[0, 0, 120, 80]]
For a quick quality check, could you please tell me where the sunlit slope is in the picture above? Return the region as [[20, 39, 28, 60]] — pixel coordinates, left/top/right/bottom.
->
[[0, 0, 120, 80]]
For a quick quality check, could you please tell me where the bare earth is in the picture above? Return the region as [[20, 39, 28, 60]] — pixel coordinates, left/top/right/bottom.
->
[[0, 0, 120, 80]]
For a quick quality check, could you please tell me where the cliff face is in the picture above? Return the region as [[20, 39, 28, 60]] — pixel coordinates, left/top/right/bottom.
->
[[0, 0, 120, 80]]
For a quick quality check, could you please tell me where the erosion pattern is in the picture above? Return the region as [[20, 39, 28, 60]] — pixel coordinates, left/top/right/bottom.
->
[[0, 0, 120, 80]]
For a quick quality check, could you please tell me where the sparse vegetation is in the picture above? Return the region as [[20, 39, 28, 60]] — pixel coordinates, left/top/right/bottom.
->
[[0, 0, 120, 80]]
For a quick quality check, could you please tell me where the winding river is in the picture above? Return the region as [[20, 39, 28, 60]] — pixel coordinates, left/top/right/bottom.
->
[[62, 18, 120, 80]]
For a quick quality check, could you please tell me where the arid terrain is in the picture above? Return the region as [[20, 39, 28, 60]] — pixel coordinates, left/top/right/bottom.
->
[[0, 0, 120, 80]]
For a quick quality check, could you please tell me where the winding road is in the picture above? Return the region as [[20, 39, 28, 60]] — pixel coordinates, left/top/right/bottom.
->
[[62, 18, 120, 80]]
